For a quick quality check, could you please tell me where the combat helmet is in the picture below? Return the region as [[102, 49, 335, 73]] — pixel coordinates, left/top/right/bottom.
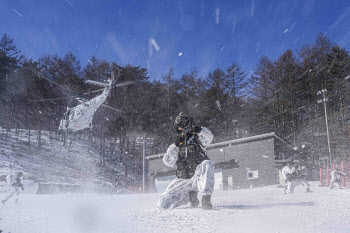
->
[[173, 112, 193, 132]]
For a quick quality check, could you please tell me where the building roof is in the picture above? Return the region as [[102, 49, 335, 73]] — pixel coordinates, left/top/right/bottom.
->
[[146, 132, 290, 160]]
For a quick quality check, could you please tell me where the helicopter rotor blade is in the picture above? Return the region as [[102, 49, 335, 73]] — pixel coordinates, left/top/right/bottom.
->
[[114, 69, 121, 82], [29, 97, 74, 103], [86, 80, 110, 87], [113, 81, 135, 88], [37, 72, 76, 96], [101, 104, 123, 113]]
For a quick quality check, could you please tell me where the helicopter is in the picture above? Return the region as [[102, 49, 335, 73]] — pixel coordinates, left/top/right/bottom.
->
[[31, 71, 134, 132]]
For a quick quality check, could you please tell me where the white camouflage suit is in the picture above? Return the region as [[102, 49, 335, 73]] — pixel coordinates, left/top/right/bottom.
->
[[330, 170, 347, 189], [157, 127, 215, 209], [3, 173, 23, 204], [282, 165, 311, 194]]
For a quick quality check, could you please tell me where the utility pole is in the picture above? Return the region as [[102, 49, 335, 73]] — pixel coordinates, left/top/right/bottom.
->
[[317, 89, 332, 167], [142, 135, 146, 193]]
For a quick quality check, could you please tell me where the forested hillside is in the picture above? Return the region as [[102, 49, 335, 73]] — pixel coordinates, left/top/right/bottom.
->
[[0, 32, 349, 185]]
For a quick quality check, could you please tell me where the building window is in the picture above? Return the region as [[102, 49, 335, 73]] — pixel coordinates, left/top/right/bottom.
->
[[247, 170, 258, 179]]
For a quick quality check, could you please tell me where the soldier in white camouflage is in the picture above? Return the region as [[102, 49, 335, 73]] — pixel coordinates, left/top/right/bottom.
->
[[157, 113, 215, 210], [2, 171, 24, 204], [282, 162, 313, 194], [330, 169, 347, 189]]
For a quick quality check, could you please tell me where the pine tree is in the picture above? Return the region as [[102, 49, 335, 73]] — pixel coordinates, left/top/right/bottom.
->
[[0, 34, 22, 126], [0, 34, 22, 84], [84, 55, 111, 82], [204, 68, 231, 140], [248, 56, 276, 135], [225, 63, 248, 100]]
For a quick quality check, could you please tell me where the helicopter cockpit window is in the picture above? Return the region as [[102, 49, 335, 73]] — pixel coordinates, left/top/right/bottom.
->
[[64, 112, 69, 121]]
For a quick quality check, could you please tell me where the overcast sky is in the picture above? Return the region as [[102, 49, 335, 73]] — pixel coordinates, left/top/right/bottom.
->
[[1, 0, 349, 81]]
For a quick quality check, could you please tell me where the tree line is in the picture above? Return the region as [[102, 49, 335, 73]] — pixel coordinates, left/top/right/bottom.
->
[[0, 33, 349, 179]]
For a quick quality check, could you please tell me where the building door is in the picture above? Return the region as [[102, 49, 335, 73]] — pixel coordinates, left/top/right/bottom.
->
[[278, 170, 285, 185], [214, 169, 223, 190], [227, 176, 233, 190]]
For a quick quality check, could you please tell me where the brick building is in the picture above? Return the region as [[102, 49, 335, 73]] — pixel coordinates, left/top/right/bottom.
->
[[146, 132, 291, 192]]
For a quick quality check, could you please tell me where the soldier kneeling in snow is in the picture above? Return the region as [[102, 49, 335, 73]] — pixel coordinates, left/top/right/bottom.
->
[[157, 113, 215, 210], [330, 169, 347, 189], [2, 171, 24, 204]]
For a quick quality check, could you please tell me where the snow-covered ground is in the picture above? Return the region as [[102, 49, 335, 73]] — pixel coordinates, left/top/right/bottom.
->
[[1, 182, 349, 233]]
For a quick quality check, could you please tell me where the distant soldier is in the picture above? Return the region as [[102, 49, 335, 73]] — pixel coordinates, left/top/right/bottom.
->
[[296, 164, 313, 193], [282, 163, 295, 194], [330, 169, 347, 189], [282, 163, 312, 194], [298, 165, 309, 178], [2, 172, 24, 204]]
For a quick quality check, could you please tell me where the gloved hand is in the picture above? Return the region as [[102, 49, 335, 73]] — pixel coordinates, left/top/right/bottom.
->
[[175, 126, 202, 146], [175, 133, 186, 147], [191, 126, 202, 134]]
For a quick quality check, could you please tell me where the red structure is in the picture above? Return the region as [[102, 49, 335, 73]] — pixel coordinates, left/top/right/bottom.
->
[[319, 160, 349, 187], [319, 166, 330, 187], [342, 161, 347, 187]]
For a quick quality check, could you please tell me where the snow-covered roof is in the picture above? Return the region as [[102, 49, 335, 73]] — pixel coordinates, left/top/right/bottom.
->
[[39, 182, 80, 186]]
